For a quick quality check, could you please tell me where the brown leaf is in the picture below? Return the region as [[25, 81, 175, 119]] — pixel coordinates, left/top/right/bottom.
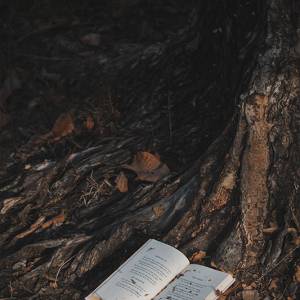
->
[[16, 216, 46, 239], [269, 278, 279, 290], [190, 251, 206, 263], [1, 197, 23, 214], [80, 33, 101, 46], [85, 114, 95, 130], [123, 151, 170, 182], [294, 265, 300, 283], [115, 172, 128, 193], [41, 213, 65, 229], [86, 294, 103, 300], [152, 205, 165, 217], [51, 113, 74, 140], [210, 261, 217, 268], [287, 227, 297, 233], [15, 214, 65, 239], [293, 236, 300, 246]]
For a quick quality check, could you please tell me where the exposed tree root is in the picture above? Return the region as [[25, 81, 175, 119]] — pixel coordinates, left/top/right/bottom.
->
[[0, 0, 300, 299]]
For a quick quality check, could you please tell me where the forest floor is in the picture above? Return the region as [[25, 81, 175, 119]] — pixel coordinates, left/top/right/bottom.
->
[[0, 0, 198, 172], [1, 1, 298, 299]]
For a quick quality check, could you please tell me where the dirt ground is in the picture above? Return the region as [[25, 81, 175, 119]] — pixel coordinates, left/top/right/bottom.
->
[[4, 1, 297, 299], [0, 0, 194, 167]]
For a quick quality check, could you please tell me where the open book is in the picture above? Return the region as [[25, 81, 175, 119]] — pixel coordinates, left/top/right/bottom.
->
[[86, 239, 235, 300]]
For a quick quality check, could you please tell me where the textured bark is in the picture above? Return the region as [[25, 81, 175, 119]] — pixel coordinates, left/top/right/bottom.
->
[[0, 0, 300, 299]]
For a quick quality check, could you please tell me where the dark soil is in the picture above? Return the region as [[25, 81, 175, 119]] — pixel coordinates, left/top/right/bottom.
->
[[0, 0, 258, 172]]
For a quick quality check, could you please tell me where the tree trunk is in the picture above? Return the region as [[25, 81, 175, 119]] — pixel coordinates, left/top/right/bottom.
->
[[0, 0, 300, 299]]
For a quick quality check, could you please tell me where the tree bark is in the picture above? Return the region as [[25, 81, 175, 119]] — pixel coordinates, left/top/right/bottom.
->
[[0, 0, 300, 299]]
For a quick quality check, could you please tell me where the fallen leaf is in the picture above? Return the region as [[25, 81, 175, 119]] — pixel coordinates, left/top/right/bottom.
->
[[269, 278, 279, 289], [1, 197, 23, 214], [152, 205, 165, 217], [115, 172, 128, 193], [293, 236, 300, 246], [80, 33, 101, 46], [294, 265, 300, 283], [211, 261, 217, 268], [123, 151, 170, 182], [51, 112, 74, 140], [85, 114, 95, 130], [16, 216, 46, 239], [87, 294, 103, 300], [287, 227, 297, 233], [190, 251, 206, 263], [15, 213, 65, 239], [41, 213, 65, 229]]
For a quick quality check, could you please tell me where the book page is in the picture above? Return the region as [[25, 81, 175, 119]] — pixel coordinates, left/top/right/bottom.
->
[[86, 239, 189, 300], [153, 264, 235, 300]]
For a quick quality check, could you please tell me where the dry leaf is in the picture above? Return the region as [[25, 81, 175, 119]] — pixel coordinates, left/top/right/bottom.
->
[[152, 205, 165, 217], [293, 236, 300, 246], [190, 251, 206, 263], [15, 213, 65, 239], [294, 265, 300, 283], [41, 213, 65, 229], [115, 172, 128, 193], [85, 114, 95, 130], [211, 261, 217, 268], [123, 151, 170, 182], [51, 112, 74, 140], [287, 227, 297, 233], [269, 278, 279, 289], [80, 33, 101, 46], [1, 197, 23, 214], [86, 294, 103, 300], [16, 216, 46, 239]]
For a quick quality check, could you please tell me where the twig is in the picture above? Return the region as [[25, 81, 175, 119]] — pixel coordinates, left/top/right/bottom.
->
[[54, 255, 76, 286]]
